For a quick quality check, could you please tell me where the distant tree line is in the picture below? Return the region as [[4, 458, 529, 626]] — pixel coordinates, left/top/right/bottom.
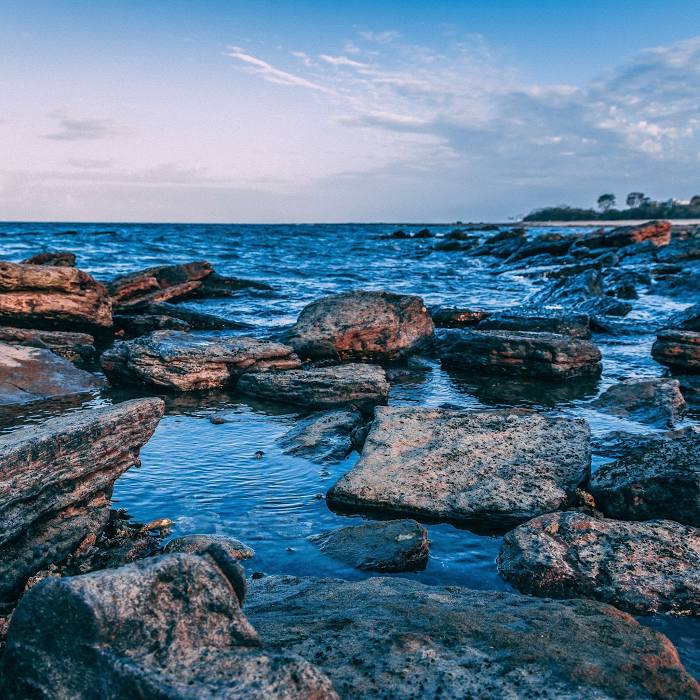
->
[[524, 193, 700, 221]]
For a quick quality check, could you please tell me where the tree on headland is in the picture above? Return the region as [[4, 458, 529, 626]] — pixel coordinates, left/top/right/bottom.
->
[[690, 195, 700, 208], [626, 192, 648, 208], [597, 194, 616, 211]]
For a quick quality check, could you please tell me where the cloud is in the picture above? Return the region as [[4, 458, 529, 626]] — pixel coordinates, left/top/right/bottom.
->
[[357, 30, 400, 44], [44, 113, 121, 141]]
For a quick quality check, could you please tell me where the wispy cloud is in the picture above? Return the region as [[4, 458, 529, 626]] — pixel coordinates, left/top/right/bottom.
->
[[44, 113, 121, 141]]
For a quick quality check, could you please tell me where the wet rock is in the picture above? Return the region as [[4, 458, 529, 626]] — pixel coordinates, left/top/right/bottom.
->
[[186, 271, 272, 299], [413, 228, 433, 238], [587, 220, 672, 249], [439, 329, 602, 380], [238, 364, 389, 414], [470, 227, 527, 258], [592, 378, 687, 427], [477, 310, 591, 338], [21, 251, 76, 267], [589, 434, 700, 525], [0, 342, 103, 406], [288, 290, 434, 362], [327, 407, 590, 530], [309, 519, 429, 572], [505, 232, 574, 262], [430, 306, 490, 328], [666, 302, 700, 331], [146, 301, 249, 330], [101, 331, 301, 391], [498, 511, 700, 616], [0, 326, 96, 364], [654, 271, 700, 298], [1, 554, 337, 700], [163, 533, 255, 561], [246, 574, 700, 700], [657, 238, 700, 263], [601, 269, 646, 299], [0, 398, 164, 604], [0, 261, 112, 333], [278, 409, 364, 462], [113, 313, 190, 337], [652, 329, 700, 373], [591, 427, 699, 459]]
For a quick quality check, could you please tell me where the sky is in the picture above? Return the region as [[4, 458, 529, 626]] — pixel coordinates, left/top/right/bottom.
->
[[1, 1, 700, 223]]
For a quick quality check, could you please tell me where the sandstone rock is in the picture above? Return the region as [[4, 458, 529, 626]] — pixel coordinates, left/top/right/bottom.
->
[[246, 574, 700, 700], [589, 434, 700, 525], [0, 398, 164, 604], [0, 326, 95, 364], [309, 519, 429, 572], [1, 555, 337, 699], [238, 364, 389, 414], [163, 533, 255, 561], [592, 378, 687, 427], [101, 331, 301, 391], [288, 291, 434, 361], [439, 329, 602, 380], [498, 511, 700, 616], [278, 409, 364, 462], [0, 342, 103, 406], [113, 313, 190, 337], [588, 220, 672, 248], [21, 251, 76, 266], [652, 329, 700, 373], [477, 310, 591, 338], [327, 407, 590, 529], [430, 306, 490, 328], [0, 261, 112, 332]]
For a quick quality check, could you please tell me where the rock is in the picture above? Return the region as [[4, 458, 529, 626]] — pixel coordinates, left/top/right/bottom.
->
[[505, 232, 573, 262], [0, 342, 103, 406], [288, 291, 434, 361], [238, 364, 389, 414], [477, 310, 591, 338], [278, 409, 364, 462], [1, 555, 337, 700], [592, 378, 687, 427], [0, 326, 95, 364], [327, 407, 590, 530], [309, 519, 429, 572], [0, 398, 164, 604], [413, 228, 433, 238], [587, 220, 672, 248], [0, 261, 112, 333], [101, 331, 301, 391], [146, 302, 249, 330], [601, 269, 646, 299], [652, 329, 700, 373], [657, 238, 700, 263], [21, 251, 76, 267], [185, 271, 272, 299], [246, 574, 700, 700], [654, 271, 700, 298], [113, 313, 190, 337], [666, 303, 700, 331], [498, 511, 700, 616], [163, 533, 255, 561], [589, 434, 700, 525], [430, 306, 490, 328], [439, 329, 602, 380]]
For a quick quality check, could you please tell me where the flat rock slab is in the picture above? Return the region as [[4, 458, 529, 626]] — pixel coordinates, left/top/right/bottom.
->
[[327, 407, 591, 529], [498, 511, 700, 616], [477, 310, 591, 338], [439, 329, 602, 379], [653, 329, 700, 373], [289, 290, 435, 361], [101, 331, 301, 391], [430, 306, 490, 328], [237, 364, 389, 413], [246, 574, 700, 700], [589, 434, 700, 525], [309, 519, 429, 572], [0, 326, 95, 364], [0, 342, 103, 406]]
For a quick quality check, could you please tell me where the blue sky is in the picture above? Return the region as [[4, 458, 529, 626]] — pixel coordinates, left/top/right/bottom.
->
[[2, 1, 700, 222]]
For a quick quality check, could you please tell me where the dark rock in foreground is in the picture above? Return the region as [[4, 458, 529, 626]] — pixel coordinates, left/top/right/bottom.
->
[[246, 574, 700, 700], [21, 251, 77, 267], [0, 326, 96, 364], [327, 407, 590, 529], [430, 306, 490, 328], [309, 519, 429, 572], [653, 329, 700, 373], [498, 511, 700, 616], [477, 310, 591, 338]]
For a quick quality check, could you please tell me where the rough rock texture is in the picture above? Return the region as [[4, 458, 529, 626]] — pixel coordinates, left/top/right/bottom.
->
[[246, 574, 700, 700], [430, 306, 490, 328], [1, 555, 337, 700], [498, 511, 700, 616], [589, 434, 700, 525], [113, 313, 190, 337], [667, 303, 700, 332], [21, 251, 77, 267], [288, 291, 435, 361], [0, 398, 164, 604], [278, 409, 364, 462], [0, 326, 95, 364], [146, 302, 248, 330], [477, 310, 591, 338], [238, 364, 389, 414], [0, 342, 103, 406], [309, 519, 429, 572], [327, 407, 591, 529], [588, 220, 672, 249], [653, 330, 700, 373], [0, 261, 112, 332], [163, 533, 255, 562], [439, 329, 602, 380], [101, 331, 301, 391], [592, 378, 687, 427]]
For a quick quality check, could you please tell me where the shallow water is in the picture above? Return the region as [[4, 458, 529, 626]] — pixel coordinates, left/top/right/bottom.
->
[[1, 221, 698, 677]]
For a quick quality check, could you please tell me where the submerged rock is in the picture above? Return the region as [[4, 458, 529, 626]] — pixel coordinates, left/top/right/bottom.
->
[[498, 511, 700, 616], [101, 331, 301, 391], [652, 329, 700, 373], [439, 329, 602, 379], [0, 326, 96, 364], [430, 306, 490, 328], [163, 533, 255, 561], [21, 251, 77, 267], [246, 574, 700, 700], [327, 407, 590, 530], [237, 364, 388, 414], [288, 290, 434, 361], [477, 310, 591, 338]]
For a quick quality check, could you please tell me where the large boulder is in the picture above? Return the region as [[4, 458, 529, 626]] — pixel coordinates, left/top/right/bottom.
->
[[0, 261, 112, 333], [439, 329, 602, 380], [477, 310, 591, 338], [587, 220, 672, 249], [100, 331, 301, 391], [237, 364, 389, 414], [1, 555, 337, 699], [589, 434, 700, 525], [288, 291, 434, 361], [246, 575, 700, 700], [498, 511, 700, 616], [0, 398, 164, 604], [327, 407, 591, 530], [0, 326, 95, 364], [653, 329, 700, 373]]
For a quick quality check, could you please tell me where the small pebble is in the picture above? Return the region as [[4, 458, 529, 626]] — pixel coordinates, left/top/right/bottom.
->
[[210, 415, 226, 425]]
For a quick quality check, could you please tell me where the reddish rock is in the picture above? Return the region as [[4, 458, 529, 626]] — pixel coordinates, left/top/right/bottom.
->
[[0, 326, 95, 364], [652, 329, 700, 373], [21, 251, 76, 267], [588, 220, 672, 248], [430, 306, 490, 328]]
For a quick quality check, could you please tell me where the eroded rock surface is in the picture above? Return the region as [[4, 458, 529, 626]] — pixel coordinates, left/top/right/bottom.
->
[[0, 326, 95, 364], [653, 329, 700, 373]]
